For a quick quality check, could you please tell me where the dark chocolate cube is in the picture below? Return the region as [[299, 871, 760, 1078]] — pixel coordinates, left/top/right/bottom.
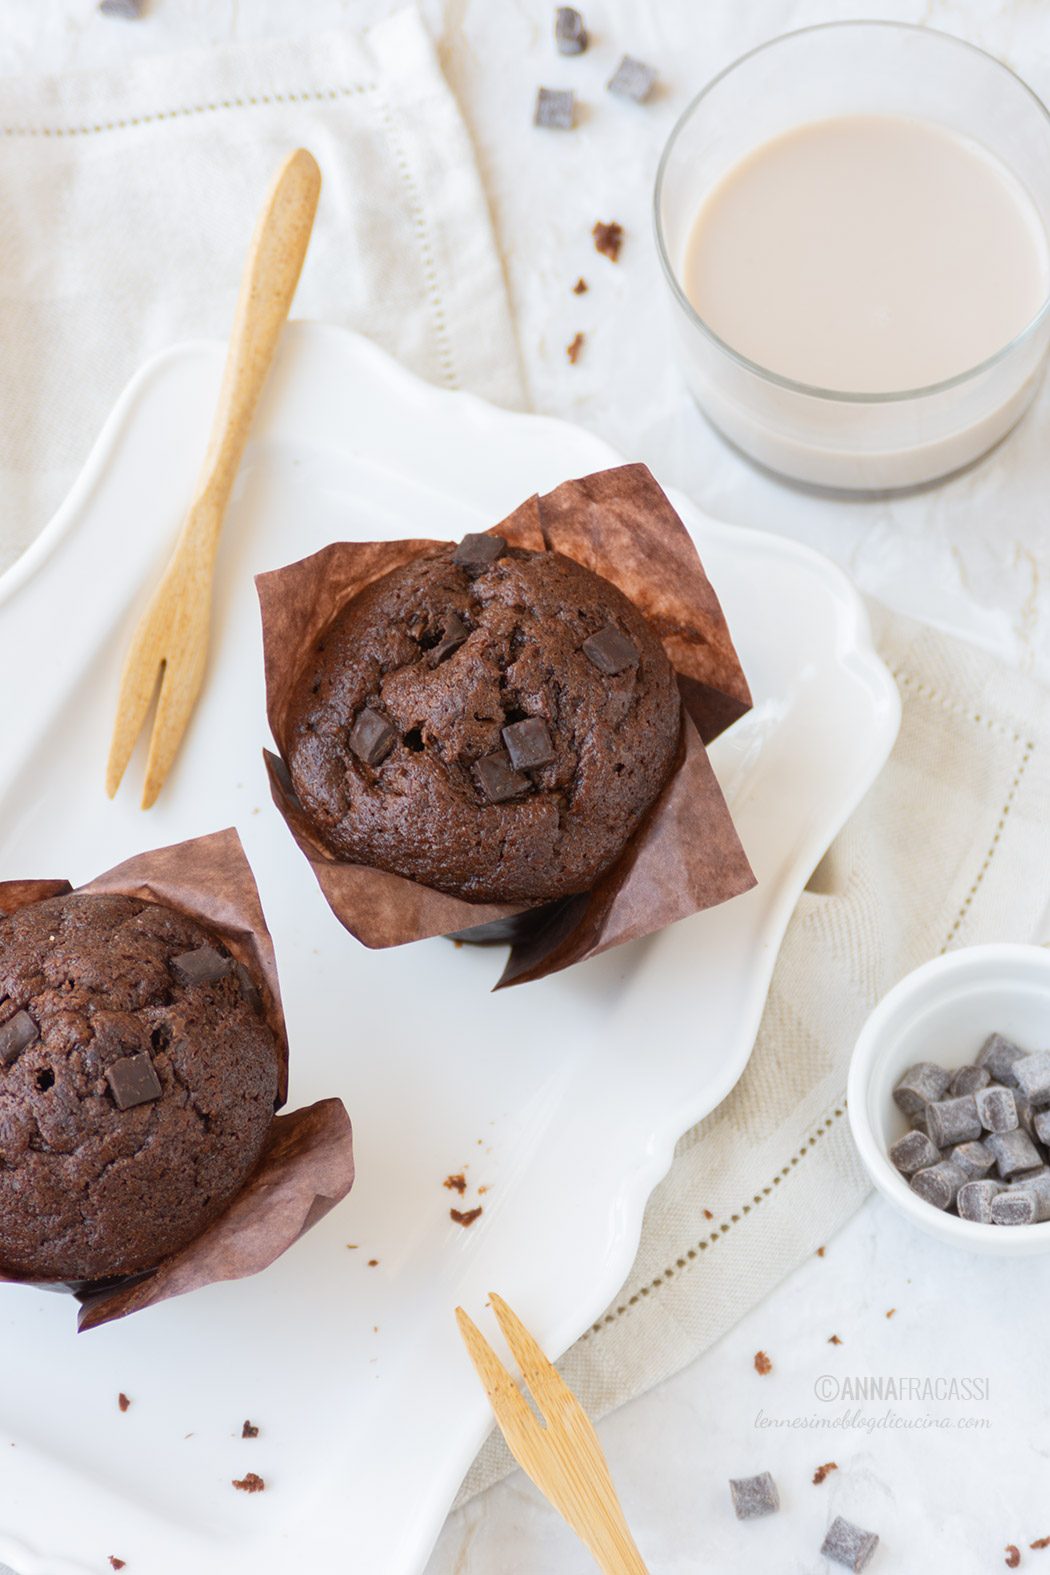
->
[[582, 623, 639, 675], [106, 1052, 162, 1111], [171, 945, 232, 987], [432, 611, 470, 663], [607, 55, 657, 103], [349, 707, 397, 767], [234, 960, 263, 1014], [452, 532, 506, 569], [554, 6, 587, 54], [476, 752, 529, 803], [502, 717, 556, 771], [0, 1009, 38, 1067], [534, 87, 575, 130]]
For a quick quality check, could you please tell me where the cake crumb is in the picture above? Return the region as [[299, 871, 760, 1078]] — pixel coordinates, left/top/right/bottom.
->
[[108, 1560, 126, 1571], [828, 1334, 843, 1345], [885, 1308, 896, 1319], [346, 1243, 359, 1249], [1006, 1547, 1021, 1568], [443, 1173, 467, 1195], [572, 276, 588, 294], [592, 220, 623, 261], [754, 1351, 772, 1376], [1031, 1535, 1050, 1549], [451, 1206, 483, 1228], [117, 1393, 131, 1413], [233, 1472, 266, 1494], [241, 1420, 259, 1439], [566, 331, 584, 365], [812, 1462, 838, 1485], [367, 1258, 379, 1267], [816, 1245, 826, 1257]]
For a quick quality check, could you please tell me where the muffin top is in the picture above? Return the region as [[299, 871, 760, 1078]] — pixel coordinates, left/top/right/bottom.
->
[[0, 893, 280, 1283], [284, 537, 682, 903]]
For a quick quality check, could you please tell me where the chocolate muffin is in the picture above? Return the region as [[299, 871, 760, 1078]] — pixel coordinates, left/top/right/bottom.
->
[[0, 893, 280, 1283], [285, 536, 682, 903]]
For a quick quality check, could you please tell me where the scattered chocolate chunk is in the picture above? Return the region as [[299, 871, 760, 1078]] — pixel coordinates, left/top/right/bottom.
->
[[242, 1420, 259, 1439], [108, 1560, 126, 1572], [118, 1392, 131, 1413], [958, 1178, 1004, 1222], [924, 1093, 981, 1148], [0, 1010, 38, 1067], [607, 54, 657, 103], [753, 1351, 772, 1376], [893, 1061, 951, 1119], [534, 87, 575, 130], [554, 6, 587, 54], [566, 331, 585, 365], [992, 1190, 1036, 1226], [572, 276, 588, 294], [106, 1052, 162, 1111], [451, 1206, 483, 1227], [443, 1173, 467, 1194], [592, 220, 624, 261], [978, 1033, 1028, 1087], [583, 623, 639, 675], [432, 611, 470, 664], [349, 707, 397, 767], [171, 945, 232, 987], [233, 960, 263, 1013], [889, 1128, 938, 1176], [949, 1063, 991, 1097], [821, 1516, 879, 1571], [729, 1472, 779, 1519], [1006, 1548, 1021, 1569], [452, 532, 506, 570], [232, 1472, 265, 1494], [476, 752, 529, 804], [502, 717, 556, 771], [99, 0, 144, 16], [812, 1462, 838, 1485], [910, 1159, 966, 1210]]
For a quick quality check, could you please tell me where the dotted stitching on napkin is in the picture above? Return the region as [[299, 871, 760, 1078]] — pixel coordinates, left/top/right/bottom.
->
[[582, 1106, 847, 1338], [0, 84, 375, 137], [890, 667, 1035, 748], [371, 90, 458, 390], [941, 739, 1033, 951]]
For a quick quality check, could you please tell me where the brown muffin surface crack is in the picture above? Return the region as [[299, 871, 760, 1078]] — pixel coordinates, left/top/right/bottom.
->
[[0, 894, 279, 1282], [285, 543, 682, 902]]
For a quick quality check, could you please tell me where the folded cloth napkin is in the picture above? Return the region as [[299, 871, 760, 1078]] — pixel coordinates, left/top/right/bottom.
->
[[0, 5, 524, 574], [455, 603, 1050, 1501]]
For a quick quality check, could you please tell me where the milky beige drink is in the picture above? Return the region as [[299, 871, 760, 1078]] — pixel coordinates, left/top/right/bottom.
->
[[683, 115, 1049, 396]]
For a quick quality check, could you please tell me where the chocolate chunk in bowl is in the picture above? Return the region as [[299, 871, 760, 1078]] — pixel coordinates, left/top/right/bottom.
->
[[257, 464, 755, 988], [0, 828, 355, 1330]]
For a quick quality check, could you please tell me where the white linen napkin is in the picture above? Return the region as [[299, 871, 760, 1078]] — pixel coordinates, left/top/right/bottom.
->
[[0, 5, 525, 575]]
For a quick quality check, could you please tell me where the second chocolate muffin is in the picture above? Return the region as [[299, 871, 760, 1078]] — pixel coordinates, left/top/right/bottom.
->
[[285, 536, 682, 903], [0, 893, 280, 1283]]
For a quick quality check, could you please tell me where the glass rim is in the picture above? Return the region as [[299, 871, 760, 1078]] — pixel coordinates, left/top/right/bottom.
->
[[652, 19, 1050, 406]]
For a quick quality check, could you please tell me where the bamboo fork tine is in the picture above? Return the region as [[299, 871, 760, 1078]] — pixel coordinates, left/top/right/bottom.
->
[[105, 147, 320, 809], [455, 1297, 650, 1575]]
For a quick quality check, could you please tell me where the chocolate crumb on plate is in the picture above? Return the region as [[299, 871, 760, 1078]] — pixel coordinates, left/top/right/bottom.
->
[[566, 331, 584, 365], [821, 1515, 879, 1571], [367, 1258, 379, 1267], [753, 1351, 772, 1376], [1006, 1547, 1021, 1569], [1031, 1534, 1050, 1549], [885, 1308, 896, 1319], [828, 1334, 843, 1345], [534, 86, 575, 130], [443, 1173, 467, 1194], [554, 6, 587, 55], [729, 1472, 779, 1520], [451, 1206, 483, 1227], [108, 1559, 126, 1571], [118, 1393, 131, 1413], [813, 1462, 838, 1485], [592, 220, 623, 261], [99, 0, 144, 15], [816, 1245, 826, 1256], [572, 276, 588, 294], [607, 55, 657, 103], [232, 1472, 265, 1494], [242, 1420, 259, 1439]]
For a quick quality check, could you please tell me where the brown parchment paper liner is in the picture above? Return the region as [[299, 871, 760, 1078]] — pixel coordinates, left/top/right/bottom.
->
[[258, 464, 756, 988], [0, 829, 355, 1331]]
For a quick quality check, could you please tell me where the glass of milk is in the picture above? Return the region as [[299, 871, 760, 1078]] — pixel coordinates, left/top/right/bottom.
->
[[654, 23, 1050, 492]]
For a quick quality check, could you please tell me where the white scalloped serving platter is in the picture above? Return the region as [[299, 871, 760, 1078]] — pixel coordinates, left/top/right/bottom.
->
[[0, 324, 898, 1575]]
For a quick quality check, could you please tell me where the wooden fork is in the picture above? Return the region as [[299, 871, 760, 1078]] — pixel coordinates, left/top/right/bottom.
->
[[105, 147, 321, 809], [456, 1294, 649, 1574]]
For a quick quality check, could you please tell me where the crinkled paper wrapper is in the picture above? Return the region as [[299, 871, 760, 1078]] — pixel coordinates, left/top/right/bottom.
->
[[0, 828, 355, 1331], [258, 464, 756, 988]]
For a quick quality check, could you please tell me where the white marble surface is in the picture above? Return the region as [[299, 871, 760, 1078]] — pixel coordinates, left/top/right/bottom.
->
[[4, 1, 1050, 1571]]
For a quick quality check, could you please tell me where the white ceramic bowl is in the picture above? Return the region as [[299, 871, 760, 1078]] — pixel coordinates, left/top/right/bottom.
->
[[848, 944, 1050, 1255]]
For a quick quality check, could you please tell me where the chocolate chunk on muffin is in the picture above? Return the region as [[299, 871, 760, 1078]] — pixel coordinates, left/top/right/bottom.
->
[[0, 893, 280, 1283], [284, 539, 682, 903]]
